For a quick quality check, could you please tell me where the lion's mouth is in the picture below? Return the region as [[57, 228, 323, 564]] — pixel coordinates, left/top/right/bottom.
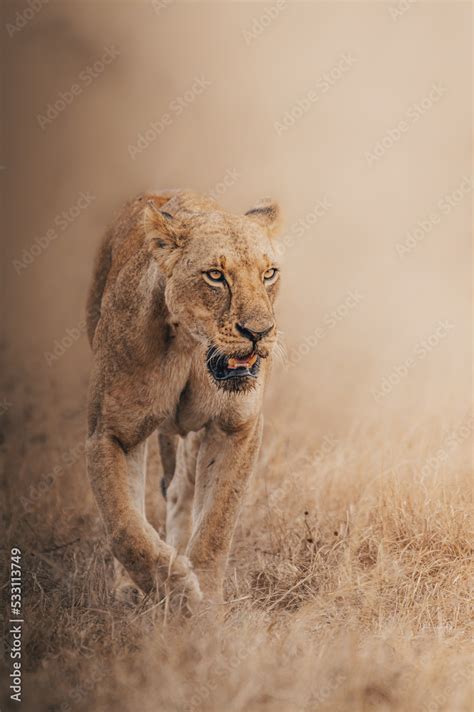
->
[[206, 348, 261, 382]]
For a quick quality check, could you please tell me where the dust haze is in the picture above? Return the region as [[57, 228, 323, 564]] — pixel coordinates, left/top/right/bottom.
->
[[1, 2, 472, 711]]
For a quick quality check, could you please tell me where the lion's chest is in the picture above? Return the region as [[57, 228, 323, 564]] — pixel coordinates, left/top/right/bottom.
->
[[102, 348, 192, 447], [159, 357, 224, 436], [104, 351, 258, 447]]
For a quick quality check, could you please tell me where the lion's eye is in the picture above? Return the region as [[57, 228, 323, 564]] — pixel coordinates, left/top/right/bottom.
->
[[263, 267, 279, 284], [203, 269, 225, 285]]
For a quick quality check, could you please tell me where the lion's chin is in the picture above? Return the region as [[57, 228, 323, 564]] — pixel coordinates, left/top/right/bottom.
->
[[206, 347, 261, 393]]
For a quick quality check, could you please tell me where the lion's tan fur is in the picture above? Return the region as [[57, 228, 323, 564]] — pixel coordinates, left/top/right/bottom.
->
[[85, 190, 281, 610]]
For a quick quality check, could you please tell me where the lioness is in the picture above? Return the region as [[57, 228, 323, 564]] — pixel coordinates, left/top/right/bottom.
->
[[85, 190, 281, 610]]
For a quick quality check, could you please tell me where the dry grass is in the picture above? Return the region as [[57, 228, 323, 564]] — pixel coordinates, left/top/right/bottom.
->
[[1, 370, 472, 712], [2, 3, 472, 709]]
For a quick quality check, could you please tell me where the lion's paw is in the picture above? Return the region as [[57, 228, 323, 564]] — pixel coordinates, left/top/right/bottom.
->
[[114, 581, 144, 607], [164, 554, 203, 615]]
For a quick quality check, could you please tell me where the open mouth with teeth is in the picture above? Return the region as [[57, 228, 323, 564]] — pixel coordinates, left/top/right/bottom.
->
[[206, 348, 260, 383]]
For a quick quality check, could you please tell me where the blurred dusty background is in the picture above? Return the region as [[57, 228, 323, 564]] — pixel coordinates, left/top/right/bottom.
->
[[0, 1, 472, 711]]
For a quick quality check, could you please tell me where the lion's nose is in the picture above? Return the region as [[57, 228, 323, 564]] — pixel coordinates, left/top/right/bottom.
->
[[235, 321, 274, 343]]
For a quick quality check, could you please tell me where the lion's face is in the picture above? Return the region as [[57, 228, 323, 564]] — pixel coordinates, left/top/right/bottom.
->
[[144, 193, 281, 392]]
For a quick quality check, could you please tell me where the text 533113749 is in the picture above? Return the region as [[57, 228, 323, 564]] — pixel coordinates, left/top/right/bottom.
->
[[10, 547, 23, 703]]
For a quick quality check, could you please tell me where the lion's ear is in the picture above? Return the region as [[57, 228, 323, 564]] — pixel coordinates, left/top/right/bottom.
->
[[245, 199, 281, 238], [144, 200, 184, 274], [144, 200, 181, 248]]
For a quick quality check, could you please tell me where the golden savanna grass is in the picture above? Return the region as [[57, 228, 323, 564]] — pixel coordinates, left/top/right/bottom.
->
[[1, 366, 472, 712], [1, 2, 472, 710]]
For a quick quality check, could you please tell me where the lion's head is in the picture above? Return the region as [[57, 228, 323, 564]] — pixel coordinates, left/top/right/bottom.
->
[[144, 191, 282, 392]]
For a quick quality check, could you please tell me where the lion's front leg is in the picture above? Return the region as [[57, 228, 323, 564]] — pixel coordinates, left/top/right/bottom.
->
[[86, 433, 202, 612], [186, 417, 263, 604], [165, 430, 203, 553], [112, 439, 147, 604]]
